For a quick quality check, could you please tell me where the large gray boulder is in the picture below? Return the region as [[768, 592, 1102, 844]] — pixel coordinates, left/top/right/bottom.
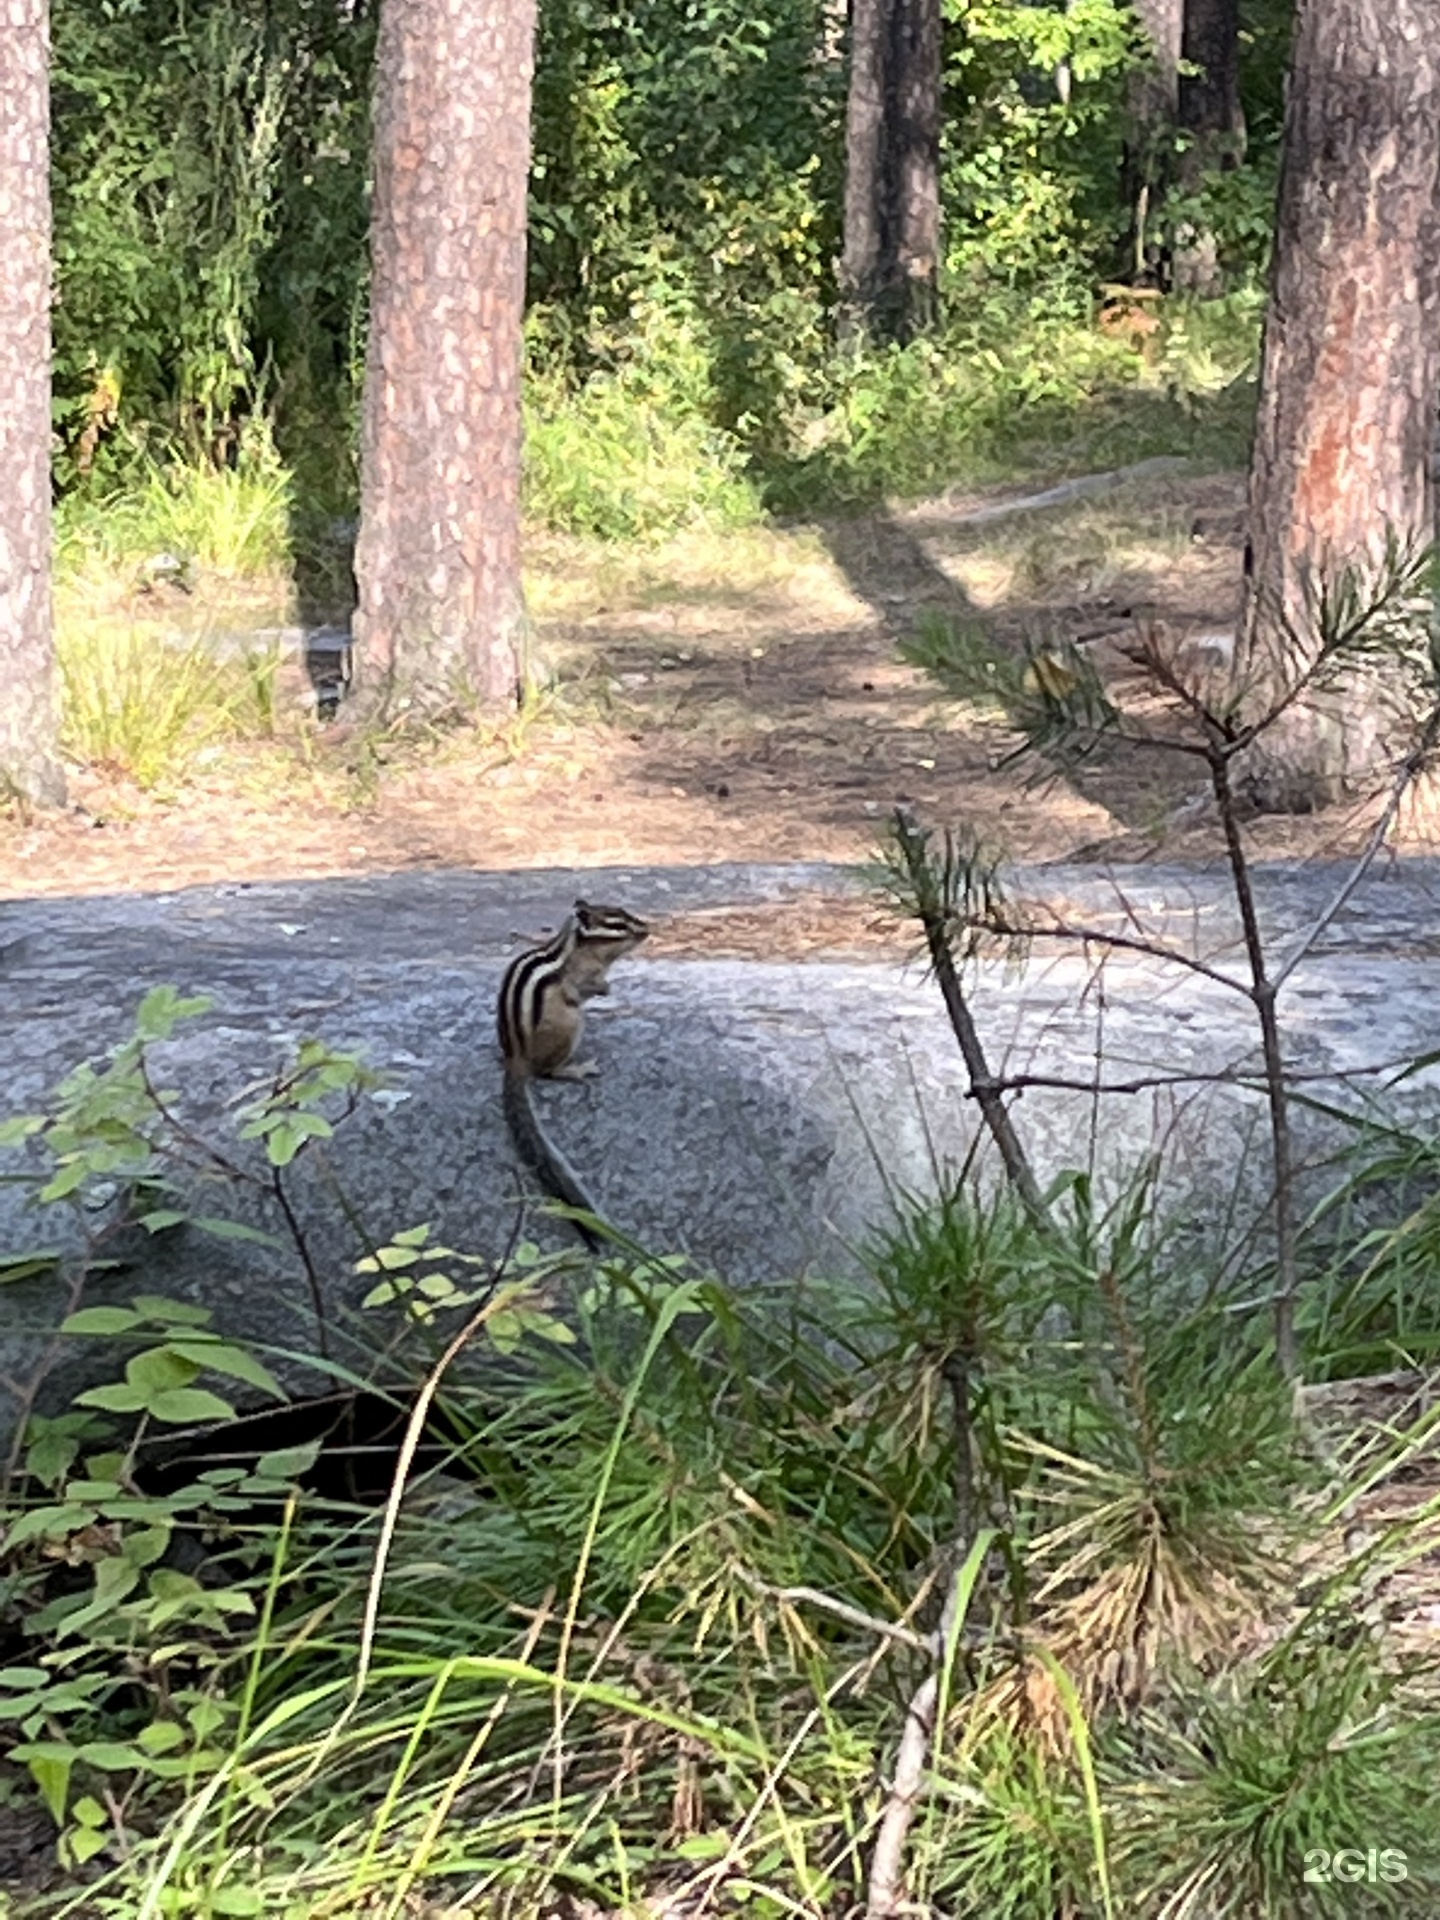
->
[[4, 858, 1440, 1442]]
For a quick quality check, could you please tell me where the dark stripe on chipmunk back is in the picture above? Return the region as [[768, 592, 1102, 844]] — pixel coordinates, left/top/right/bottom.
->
[[497, 926, 572, 1061]]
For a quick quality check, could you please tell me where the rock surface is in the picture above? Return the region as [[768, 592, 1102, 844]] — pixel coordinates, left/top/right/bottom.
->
[[4, 856, 1440, 1441]]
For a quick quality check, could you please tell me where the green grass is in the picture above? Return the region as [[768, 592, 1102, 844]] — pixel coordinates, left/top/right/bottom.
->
[[50, 432, 299, 787], [4, 1171, 1435, 1917], [524, 364, 764, 542], [55, 620, 283, 788], [56, 449, 293, 581], [523, 289, 1262, 536]]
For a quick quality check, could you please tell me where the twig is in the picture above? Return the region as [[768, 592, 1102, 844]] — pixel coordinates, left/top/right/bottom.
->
[[1272, 703, 1440, 990], [138, 1054, 254, 1186], [266, 1163, 330, 1357], [891, 811, 1048, 1223], [1207, 736, 1299, 1379], [985, 1055, 1421, 1099], [988, 914, 1246, 993], [864, 1558, 973, 1920], [1, 1254, 92, 1500], [734, 1570, 937, 1654]]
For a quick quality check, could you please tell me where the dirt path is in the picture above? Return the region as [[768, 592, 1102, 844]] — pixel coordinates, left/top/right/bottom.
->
[[4, 469, 1429, 920]]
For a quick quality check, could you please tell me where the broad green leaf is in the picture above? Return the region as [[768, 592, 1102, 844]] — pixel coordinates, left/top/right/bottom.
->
[[16, 1744, 73, 1823], [487, 1309, 522, 1354], [67, 1825, 109, 1865], [192, 1217, 283, 1246], [126, 1348, 199, 1392], [146, 1387, 236, 1424], [136, 1721, 186, 1755], [207, 1889, 265, 1916], [26, 1427, 86, 1487], [82, 1450, 127, 1478], [76, 1739, 147, 1771], [135, 986, 212, 1040], [41, 1161, 90, 1202], [3, 1503, 99, 1545], [90, 1557, 142, 1608], [122, 1526, 172, 1567], [65, 1478, 124, 1501], [62, 1306, 142, 1336], [255, 1441, 322, 1479], [129, 1295, 212, 1325], [0, 1252, 62, 1283], [187, 1697, 229, 1740], [167, 1342, 281, 1396]]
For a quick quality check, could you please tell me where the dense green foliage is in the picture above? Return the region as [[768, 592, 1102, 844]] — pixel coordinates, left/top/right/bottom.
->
[[49, 0, 1291, 546]]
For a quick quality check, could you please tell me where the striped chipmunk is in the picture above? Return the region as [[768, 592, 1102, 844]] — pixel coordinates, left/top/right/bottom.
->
[[496, 899, 650, 1248]]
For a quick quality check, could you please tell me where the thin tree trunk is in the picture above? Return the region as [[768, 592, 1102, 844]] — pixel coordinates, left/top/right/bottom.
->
[[1171, 0, 1245, 294], [1237, 0, 1440, 811], [1121, 0, 1182, 282], [353, 0, 537, 721], [839, 0, 887, 338], [837, 0, 941, 344], [0, 0, 65, 809], [893, 0, 941, 338]]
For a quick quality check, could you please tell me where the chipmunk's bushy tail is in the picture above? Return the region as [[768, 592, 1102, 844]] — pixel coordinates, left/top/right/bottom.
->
[[502, 1069, 603, 1251]]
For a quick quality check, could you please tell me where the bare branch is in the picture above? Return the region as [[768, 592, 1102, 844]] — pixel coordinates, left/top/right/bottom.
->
[[865, 1557, 975, 1920], [985, 1053, 1421, 1100], [886, 811, 1048, 1222], [1272, 703, 1440, 991], [986, 915, 1246, 994], [735, 1571, 937, 1654]]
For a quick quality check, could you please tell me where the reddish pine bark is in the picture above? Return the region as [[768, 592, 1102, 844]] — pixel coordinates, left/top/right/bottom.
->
[[1238, 0, 1440, 809], [0, 0, 64, 808], [353, 0, 537, 719]]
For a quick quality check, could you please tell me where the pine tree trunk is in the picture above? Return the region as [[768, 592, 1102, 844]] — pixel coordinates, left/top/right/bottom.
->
[[1121, 0, 1181, 281], [893, 0, 941, 337], [1171, 0, 1245, 295], [837, 0, 941, 344], [1237, 0, 1440, 811], [353, 0, 537, 721], [0, 0, 64, 809]]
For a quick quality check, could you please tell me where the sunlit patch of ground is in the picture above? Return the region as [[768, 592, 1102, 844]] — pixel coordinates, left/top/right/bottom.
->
[[7, 468, 1438, 912]]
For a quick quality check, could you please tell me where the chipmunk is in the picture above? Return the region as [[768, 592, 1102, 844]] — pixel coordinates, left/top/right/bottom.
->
[[496, 899, 649, 1248]]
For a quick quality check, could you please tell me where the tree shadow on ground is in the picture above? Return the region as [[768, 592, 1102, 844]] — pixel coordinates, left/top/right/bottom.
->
[[809, 496, 1222, 848]]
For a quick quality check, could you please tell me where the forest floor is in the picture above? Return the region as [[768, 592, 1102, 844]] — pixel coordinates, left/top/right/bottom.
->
[[6, 464, 1439, 962]]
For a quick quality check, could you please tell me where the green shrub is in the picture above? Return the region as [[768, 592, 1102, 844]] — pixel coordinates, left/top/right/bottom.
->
[[524, 302, 763, 539], [56, 437, 293, 582], [56, 623, 244, 788]]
